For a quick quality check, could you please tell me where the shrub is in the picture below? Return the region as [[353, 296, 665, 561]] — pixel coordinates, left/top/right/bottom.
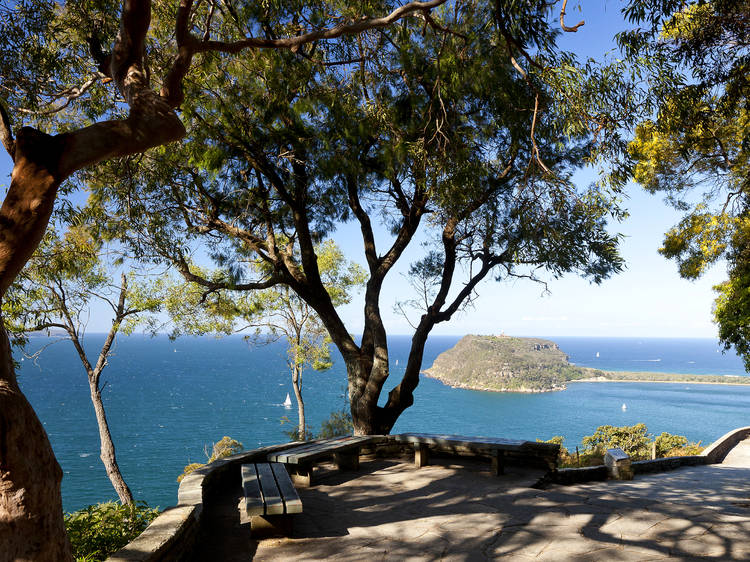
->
[[654, 432, 688, 457], [542, 436, 604, 468], [582, 423, 652, 460], [665, 442, 703, 456], [318, 409, 353, 438], [654, 432, 703, 457], [177, 436, 244, 482], [177, 462, 205, 483], [65, 501, 159, 562], [280, 415, 314, 441], [572, 425, 703, 466], [283, 426, 315, 441], [206, 436, 243, 462]]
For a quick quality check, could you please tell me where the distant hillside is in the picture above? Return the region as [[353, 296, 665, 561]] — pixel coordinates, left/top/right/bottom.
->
[[423, 335, 594, 392]]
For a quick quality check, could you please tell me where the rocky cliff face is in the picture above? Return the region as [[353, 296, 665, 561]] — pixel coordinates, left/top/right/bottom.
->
[[423, 335, 587, 392]]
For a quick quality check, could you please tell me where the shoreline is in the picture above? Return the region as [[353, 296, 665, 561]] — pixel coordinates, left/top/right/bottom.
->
[[423, 368, 750, 394], [571, 377, 750, 387], [573, 367, 750, 386]]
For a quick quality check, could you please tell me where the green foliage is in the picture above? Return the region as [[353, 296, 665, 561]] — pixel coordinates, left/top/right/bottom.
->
[[206, 436, 244, 462], [582, 423, 652, 460], [317, 409, 354, 439], [65, 501, 159, 562], [176, 463, 204, 483], [282, 424, 315, 442], [654, 432, 687, 457], [3, 223, 166, 344], [77, 0, 628, 433], [163, 240, 363, 438], [177, 436, 244, 482], [570, 425, 704, 466], [621, 0, 750, 366], [591, 370, 750, 385]]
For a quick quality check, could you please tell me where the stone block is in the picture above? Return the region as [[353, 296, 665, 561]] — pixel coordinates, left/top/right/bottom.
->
[[604, 447, 633, 480]]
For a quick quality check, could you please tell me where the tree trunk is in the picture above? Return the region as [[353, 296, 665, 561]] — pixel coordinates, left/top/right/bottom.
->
[[291, 364, 306, 439], [0, 322, 72, 561], [89, 381, 134, 505], [348, 359, 395, 436], [347, 323, 433, 436]]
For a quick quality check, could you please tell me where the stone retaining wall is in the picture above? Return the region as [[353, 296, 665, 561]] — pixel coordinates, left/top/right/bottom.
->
[[547, 426, 750, 487], [632, 455, 708, 474], [700, 426, 750, 464]]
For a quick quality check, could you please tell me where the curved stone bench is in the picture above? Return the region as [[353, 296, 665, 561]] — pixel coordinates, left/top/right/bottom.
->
[[107, 442, 299, 561]]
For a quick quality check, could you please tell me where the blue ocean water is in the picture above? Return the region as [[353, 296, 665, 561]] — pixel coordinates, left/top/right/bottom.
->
[[15, 334, 750, 513]]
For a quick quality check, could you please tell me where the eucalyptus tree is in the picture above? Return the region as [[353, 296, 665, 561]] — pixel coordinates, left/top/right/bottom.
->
[[620, 1, 750, 363], [88, 0, 628, 437], [163, 240, 365, 440], [0, 0, 453, 558], [3, 225, 165, 506]]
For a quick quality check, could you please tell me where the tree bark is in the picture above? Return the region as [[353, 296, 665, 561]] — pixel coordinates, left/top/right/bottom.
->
[[89, 382, 134, 505], [291, 364, 306, 439], [0, 321, 72, 562], [0, 132, 74, 561]]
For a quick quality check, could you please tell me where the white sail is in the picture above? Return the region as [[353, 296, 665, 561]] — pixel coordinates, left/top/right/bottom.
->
[[283, 393, 292, 408]]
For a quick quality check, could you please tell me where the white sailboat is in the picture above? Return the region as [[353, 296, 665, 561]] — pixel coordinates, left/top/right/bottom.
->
[[283, 393, 292, 408], [596, 352, 600, 358], [621, 403, 627, 411]]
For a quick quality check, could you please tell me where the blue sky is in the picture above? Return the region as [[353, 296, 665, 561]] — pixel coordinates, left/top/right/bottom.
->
[[0, 2, 728, 339]]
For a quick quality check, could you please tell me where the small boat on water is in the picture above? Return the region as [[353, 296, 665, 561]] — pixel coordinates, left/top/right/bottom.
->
[[621, 403, 627, 411], [596, 352, 600, 358], [283, 393, 292, 408]]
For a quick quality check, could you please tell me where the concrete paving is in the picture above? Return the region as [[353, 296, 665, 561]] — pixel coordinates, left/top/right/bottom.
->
[[191, 440, 750, 561]]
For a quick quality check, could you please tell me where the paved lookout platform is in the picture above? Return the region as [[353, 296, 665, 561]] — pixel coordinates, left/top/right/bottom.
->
[[186, 438, 750, 561]]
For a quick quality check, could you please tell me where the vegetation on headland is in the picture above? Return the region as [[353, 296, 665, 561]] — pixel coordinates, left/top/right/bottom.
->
[[424, 335, 600, 392], [545, 423, 704, 468], [425, 335, 750, 392], [575, 370, 750, 386]]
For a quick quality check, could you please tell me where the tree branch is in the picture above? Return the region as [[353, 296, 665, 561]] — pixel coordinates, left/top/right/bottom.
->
[[161, 0, 450, 106], [15, 74, 106, 117], [0, 100, 15, 160], [560, 0, 585, 33]]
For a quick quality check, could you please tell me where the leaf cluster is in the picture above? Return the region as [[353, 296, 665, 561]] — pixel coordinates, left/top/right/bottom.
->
[[65, 501, 159, 562], [619, 1, 750, 364], [177, 436, 244, 482]]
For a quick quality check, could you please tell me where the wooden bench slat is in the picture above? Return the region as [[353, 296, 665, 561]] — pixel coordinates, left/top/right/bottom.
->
[[270, 462, 303, 514], [267, 438, 339, 463], [241, 464, 265, 516], [256, 462, 284, 515], [395, 433, 560, 474], [268, 436, 373, 465], [395, 433, 527, 451]]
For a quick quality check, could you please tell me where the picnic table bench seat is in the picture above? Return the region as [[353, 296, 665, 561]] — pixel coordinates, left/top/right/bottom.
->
[[267, 435, 375, 486], [394, 433, 560, 475], [240, 462, 302, 537]]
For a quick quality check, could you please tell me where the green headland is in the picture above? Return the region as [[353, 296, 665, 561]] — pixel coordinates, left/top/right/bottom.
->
[[423, 335, 750, 392]]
